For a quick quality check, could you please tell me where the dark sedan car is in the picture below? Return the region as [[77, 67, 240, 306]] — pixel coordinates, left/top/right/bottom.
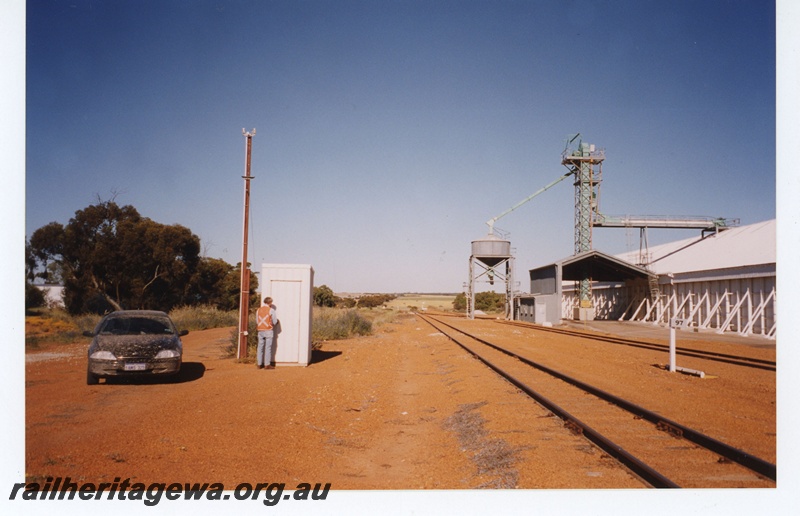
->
[[85, 310, 187, 385]]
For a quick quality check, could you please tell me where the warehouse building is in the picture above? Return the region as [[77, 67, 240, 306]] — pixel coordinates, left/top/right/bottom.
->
[[519, 219, 775, 339]]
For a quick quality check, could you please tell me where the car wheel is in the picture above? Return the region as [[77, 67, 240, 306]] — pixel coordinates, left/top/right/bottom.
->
[[87, 370, 99, 385]]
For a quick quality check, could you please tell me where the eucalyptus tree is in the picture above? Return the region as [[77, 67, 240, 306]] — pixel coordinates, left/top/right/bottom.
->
[[28, 201, 201, 314]]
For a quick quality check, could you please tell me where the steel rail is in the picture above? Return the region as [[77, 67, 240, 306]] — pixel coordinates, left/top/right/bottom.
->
[[418, 314, 678, 488], [497, 320, 776, 371], [422, 314, 777, 483]]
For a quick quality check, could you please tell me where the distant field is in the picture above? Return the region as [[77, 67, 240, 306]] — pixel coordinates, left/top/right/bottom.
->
[[385, 294, 457, 311]]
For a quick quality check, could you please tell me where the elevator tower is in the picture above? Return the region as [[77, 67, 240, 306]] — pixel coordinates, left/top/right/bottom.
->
[[561, 139, 605, 320]]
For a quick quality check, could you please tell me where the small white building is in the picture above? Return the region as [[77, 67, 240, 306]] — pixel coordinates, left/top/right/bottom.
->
[[36, 284, 64, 308], [259, 264, 314, 366]]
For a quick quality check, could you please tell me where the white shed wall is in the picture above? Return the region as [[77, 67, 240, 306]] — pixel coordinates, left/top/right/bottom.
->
[[559, 220, 777, 339], [36, 284, 64, 308], [563, 270, 776, 338], [260, 264, 314, 366]]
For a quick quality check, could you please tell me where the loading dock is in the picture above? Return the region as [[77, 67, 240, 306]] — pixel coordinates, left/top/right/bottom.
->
[[519, 250, 654, 325]]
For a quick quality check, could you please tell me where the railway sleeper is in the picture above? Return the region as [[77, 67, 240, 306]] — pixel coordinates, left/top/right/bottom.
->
[[656, 420, 684, 439]]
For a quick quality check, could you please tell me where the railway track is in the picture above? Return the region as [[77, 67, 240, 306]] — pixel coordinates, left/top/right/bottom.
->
[[417, 313, 776, 488], [496, 319, 776, 372]]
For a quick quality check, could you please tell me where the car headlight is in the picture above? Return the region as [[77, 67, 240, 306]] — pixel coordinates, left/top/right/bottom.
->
[[155, 349, 180, 359], [90, 350, 116, 360]]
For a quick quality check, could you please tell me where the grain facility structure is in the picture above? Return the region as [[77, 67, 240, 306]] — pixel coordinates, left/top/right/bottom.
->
[[518, 219, 775, 339]]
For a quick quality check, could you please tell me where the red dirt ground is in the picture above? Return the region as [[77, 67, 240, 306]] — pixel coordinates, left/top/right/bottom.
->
[[25, 314, 776, 492]]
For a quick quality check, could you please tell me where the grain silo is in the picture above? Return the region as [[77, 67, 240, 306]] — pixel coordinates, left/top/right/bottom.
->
[[467, 234, 514, 319]]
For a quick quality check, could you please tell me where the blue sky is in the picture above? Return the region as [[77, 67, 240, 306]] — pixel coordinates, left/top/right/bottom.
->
[[24, 0, 777, 293]]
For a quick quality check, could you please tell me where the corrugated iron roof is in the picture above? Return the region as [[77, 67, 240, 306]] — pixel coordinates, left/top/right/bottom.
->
[[560, 250, 655, 281], [615, 219, 775, 275]]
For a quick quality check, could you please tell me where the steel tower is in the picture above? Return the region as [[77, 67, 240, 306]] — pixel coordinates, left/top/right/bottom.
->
[[561, 140, 605, 318]]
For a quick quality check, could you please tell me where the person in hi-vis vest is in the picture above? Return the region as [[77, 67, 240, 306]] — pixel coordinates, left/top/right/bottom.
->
[[256, 297, 278, 369]]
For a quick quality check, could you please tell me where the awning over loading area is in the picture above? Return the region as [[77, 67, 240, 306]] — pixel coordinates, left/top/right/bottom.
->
[[529, 250, 654, 296], [559, 250, 655, 282], [524, 250, 655, 323]]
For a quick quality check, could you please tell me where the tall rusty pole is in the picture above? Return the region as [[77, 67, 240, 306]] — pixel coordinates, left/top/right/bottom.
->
[[237, 128, 256, 359]]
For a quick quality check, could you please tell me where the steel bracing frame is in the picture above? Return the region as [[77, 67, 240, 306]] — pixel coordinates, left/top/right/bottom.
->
[[561, 279, 776, 339], [562, 142, 605, 309], [467, 255, 514, 320]]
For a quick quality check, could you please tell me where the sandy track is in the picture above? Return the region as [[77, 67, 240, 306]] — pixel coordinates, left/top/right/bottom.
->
[[25, 314, 774, 490]]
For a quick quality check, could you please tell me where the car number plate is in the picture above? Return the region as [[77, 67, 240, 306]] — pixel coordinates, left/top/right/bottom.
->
[[124, 363, 147, 371]]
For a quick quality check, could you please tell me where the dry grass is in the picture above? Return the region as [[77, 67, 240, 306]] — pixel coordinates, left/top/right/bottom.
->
[[26, 316, 79, 338], [25, 310, 99, 348], [169, 304, 239, 331], [312, 308, 373, 345], [443, 401, 521, 489]]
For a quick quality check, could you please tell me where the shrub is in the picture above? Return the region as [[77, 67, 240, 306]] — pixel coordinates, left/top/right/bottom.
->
[[169, 304, 239, 331], [356, 294, 397, 308], [313, 285, 336, 307], [25, 308, 98, 348], [475, 291, 505, 312], [452, 292, 505, 313], [225, 316, 258, 360], [70, 313, 102, 333], [312, 308, 372, 344], [335, 297, 357, 309], [25, 282, 46, 311]]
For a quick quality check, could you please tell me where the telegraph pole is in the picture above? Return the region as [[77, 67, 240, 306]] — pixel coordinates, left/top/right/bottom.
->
[[237, 128, 255, 359]]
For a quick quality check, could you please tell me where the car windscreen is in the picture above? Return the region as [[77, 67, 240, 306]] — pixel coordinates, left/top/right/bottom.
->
[[99, 316, 174, 335]]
